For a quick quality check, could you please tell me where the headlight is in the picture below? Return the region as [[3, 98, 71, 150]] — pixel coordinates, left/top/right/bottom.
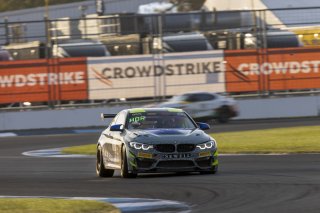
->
[[196, 141, 216, 150], [129, 142, 153, 151]]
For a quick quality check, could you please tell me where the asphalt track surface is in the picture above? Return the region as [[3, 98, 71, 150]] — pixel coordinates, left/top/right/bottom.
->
[[0, 117, 320, 212]]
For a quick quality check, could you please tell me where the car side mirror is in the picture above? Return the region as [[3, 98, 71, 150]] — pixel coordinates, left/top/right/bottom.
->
[[110, 124, 124, 132], [197, 122, 210, 130]]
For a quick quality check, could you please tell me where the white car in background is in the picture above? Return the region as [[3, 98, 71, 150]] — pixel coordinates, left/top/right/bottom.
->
[[157, 92, 238, 123]]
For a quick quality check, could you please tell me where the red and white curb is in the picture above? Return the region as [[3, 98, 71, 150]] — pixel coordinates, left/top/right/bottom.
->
[[0, 196, 190, 213]]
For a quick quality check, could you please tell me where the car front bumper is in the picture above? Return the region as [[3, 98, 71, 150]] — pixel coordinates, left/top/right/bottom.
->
[[127, 148, 218, 173]]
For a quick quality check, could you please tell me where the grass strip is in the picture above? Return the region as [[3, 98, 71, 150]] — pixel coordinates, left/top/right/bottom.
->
[[0, 198, 120, 213], [62, 126, 320, 154], [63, 144, 96, 155], [213, 125, 320, 154]]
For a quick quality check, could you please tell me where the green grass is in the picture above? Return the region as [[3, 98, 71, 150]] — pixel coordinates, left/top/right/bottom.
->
[[62, 126, 320, 155], [213, 125, 320, 154], [63, 144, 96, 155], [0, 198, 120, 213]]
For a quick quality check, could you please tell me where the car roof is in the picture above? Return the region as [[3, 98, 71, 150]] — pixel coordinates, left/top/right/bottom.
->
[[176, 91, 216, 95], [124, 108, 184, 113]]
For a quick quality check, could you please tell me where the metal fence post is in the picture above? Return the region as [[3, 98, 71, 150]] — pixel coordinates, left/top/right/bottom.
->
[[44, 16, 54, 108], [4, 17, 9, 45]]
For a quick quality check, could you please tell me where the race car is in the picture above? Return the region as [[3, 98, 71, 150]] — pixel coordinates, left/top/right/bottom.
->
[[156, 91, 238, 123], [96, 108, 218, 178]]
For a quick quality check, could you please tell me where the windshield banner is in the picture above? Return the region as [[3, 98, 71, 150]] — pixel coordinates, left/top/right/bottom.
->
[[87, 51, 226, 100]]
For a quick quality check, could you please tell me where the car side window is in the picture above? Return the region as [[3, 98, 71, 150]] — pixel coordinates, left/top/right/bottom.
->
[[185, 94, 198, 102], [197, 93, 216, 101]]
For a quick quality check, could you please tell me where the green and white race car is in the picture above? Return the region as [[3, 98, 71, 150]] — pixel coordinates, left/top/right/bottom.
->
[[96, 108, 218, 178]]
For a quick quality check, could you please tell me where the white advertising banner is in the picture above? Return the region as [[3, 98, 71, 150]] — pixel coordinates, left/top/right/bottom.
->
[[87, 50, 226, 100]]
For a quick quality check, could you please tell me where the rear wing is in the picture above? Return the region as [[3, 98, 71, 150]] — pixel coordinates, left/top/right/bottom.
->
[[100, 113, 117, 121]]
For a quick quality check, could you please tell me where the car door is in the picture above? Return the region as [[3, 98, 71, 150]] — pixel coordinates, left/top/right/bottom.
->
[[108, 111, 127, 168], [102, 113, 119, 168], [185, 93, 219, 119]]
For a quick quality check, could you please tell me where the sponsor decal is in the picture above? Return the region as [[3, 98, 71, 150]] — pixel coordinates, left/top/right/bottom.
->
[[199, 151, 211, 157], [129, 116, 146, 123], [138, 152, 153, 159], [162, 153, 192, 159]]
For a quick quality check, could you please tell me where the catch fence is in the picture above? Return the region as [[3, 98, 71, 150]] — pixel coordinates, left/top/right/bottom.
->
[[1, 7, 320, 109]]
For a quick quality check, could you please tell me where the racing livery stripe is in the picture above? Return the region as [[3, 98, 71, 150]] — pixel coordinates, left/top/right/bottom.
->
[[129, 108, 146, 113], [129, 161, 137, 168], [212, 160, 219, 166], [129, 151, 135, 158]]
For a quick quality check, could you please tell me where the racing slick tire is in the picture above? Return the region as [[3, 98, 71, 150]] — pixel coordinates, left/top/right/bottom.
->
[[217, 106, 231, 123], [200, 165, 218, 175], [96, 145, 114, 177], [121, 146, 137, 178]]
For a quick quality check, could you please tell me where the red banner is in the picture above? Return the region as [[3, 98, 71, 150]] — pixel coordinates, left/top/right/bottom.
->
[[225, 47, 320, 93], [0, 58, 88, 104]]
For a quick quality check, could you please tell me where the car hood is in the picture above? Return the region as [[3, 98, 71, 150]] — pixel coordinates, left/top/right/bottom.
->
[[125, 128, 211, 144]]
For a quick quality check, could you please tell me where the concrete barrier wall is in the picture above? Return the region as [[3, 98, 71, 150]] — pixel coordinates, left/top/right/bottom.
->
[[0, 95, 319, 131], [236, 95, 320, 119]]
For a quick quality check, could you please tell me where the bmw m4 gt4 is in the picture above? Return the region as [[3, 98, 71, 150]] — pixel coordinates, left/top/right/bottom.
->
[[96, 108, 218, 178]]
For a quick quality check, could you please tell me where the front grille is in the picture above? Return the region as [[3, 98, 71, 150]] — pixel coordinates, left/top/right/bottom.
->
[[136, 159, 155, 168], [155, 144, 175, 153], [157, 160, 194, 168], [177, 144, 195, 152], [196, 157, 212, 167]]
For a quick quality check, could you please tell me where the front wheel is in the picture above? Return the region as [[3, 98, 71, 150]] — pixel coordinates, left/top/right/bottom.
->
[[218, 106, 230, 123], [121, 146, 137, 178], [96, 145, 114, 177]]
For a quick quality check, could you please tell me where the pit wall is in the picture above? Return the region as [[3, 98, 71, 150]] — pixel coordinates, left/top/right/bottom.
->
[[0, 95, 319, 131]]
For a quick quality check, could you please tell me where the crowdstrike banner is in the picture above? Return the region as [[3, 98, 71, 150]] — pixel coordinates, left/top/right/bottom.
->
[[99, 62, 224, 79], [0, 72, 85, 88], [238, 61, 320, 75], [0, 58, 88, 104], [225, 49, 320, 92], [87, 51, 226, 100]]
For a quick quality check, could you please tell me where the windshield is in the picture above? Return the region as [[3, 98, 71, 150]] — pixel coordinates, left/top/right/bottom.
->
[[170, 94, 189, 102], [127, 111, 196, 130]]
